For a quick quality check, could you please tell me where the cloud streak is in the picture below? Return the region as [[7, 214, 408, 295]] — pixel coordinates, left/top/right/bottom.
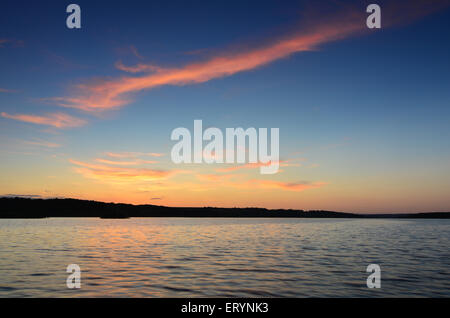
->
[[115, 61, 163, 73], [70, 159, 185, 183], [44, 1, 449, 113], [1, 112, 87, 128], [50, 9, 368, 111], [0, 88, 18, 93], [95, 158, 158, 165], [105, 152, 165, 158], [254, 180, 327, 192], [216, 160, 301, 173], [0, 38, 24, 48], [196, 173, 326, 192], [24, 139, 61, 148]]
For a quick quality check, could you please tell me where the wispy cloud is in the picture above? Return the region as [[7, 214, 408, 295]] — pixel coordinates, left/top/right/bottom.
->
[[0, 38, 24, 48], [253, 180, 327, 192], [196, 173, 240, 182], [0, 88, 18, 93], [24, 139, 61, 148], [195, 173, 327, 192], [42, 1, 449, 113], [42, 50, 87, 70], [70, 153, 324, 194], [95, 158, 158, 165], [215, 160, 300, 173], [1, 112, 87, 128], [70, 159, 185, 183], [49, 9, 368, 111], [105, 152, 165, 158], [129, 45, 144, 60], [115, 45, 144, 59], [115, 61, 163, 73]]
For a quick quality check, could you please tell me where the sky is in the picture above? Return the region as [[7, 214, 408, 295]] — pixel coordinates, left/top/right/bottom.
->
[[1, 0, 450, 213]]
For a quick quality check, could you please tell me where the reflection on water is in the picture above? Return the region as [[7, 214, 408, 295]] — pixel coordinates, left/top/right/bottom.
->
[[0, 218, 449, 297]]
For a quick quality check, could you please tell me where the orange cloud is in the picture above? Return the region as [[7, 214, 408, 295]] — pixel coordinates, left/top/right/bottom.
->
[[253, 180, 327, 192], [34, 1, 449, 117], [46, 1, 450, 112], [116, 45, 144, 60], [24, 139, 61, 148], [115, 61, 163, 73], [216, 160, 300, 173], [196, 173, 241, 182], [1, 112, 87, 128], [95, 158, 158, 165], [195, 172, 326, 192], [70, 159, 184, 183], [0, 88, 18, 93], [0, 38, 24, 48], [50, 10, 368, 111], [105, 152, 165, 158]]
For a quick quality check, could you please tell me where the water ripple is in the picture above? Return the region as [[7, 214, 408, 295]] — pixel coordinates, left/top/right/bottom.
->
[[0, 218, 449, 297]]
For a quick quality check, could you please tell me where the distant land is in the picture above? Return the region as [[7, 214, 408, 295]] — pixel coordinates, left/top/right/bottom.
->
[[1, 197, 449, 219]]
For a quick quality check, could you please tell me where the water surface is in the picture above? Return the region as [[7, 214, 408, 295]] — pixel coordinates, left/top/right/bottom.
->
[[0, 218, 449, 297]]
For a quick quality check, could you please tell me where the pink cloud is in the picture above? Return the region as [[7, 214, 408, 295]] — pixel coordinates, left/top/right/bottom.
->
[[1, 112, 87, 128], [95, 158, 158, 166], [105, 152, 165, 158], [46, 1, 449, 113], [216, 160, 300, 173], [0, 88, 18, 93], [0, 39, 24, 48], [70, 159, 183, 183], [49, 10, 367, 112], [115, 61, 163, 73], [24, 139, 61, 148], [195, 173, 327, 192], [253, 180, 327, 192]]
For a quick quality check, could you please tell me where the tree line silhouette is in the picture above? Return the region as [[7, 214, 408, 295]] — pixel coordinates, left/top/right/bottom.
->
[[0, 197, 449, 219]]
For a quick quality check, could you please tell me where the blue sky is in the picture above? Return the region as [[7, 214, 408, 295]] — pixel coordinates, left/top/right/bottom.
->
[[1, 0, 449, 212]]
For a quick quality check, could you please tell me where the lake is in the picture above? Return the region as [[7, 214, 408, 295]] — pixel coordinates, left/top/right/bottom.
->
[[0, 218, 449, 297]]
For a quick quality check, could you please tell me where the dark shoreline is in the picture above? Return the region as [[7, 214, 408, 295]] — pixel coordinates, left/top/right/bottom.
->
[[1, 197, 449, 219]]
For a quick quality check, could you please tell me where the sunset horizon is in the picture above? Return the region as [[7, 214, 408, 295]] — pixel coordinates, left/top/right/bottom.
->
[[2, 1, 450, 214], [2, 0, 450, 303]]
